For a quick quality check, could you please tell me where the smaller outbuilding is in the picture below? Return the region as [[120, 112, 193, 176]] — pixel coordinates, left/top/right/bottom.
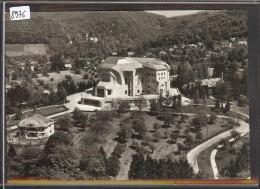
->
[[17, 114, 54, 139]]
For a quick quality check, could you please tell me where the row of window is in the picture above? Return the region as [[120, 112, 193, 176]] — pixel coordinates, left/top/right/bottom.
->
[[125, 90, 144, 94], [158, 72, 166, 76]]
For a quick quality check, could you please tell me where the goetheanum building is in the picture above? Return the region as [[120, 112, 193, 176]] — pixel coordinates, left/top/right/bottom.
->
[[17, 114, 55, 139], [80, 57, 186, 109]]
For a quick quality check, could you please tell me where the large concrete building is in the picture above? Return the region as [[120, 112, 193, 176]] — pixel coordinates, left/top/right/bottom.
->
[[80, 57, 173, 108], [17, 114, 54, 139]]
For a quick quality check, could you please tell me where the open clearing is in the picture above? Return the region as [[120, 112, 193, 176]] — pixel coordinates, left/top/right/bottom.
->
[[32, 70, 89, 91]]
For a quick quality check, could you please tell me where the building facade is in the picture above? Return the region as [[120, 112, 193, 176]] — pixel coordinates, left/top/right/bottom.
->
[[94, 57, 171, 98], [80, 57, 171, 108], [17, 114, 54, 139]]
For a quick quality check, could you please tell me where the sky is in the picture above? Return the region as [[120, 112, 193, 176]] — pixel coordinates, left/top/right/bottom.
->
[[147, 10, 203, 17]]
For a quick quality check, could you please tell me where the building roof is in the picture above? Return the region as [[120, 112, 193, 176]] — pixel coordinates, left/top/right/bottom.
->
[[201, 78, 221, 87], [64, 64, 72, 68], [98, 57, 170, 72], [17, 114, 54, 128]]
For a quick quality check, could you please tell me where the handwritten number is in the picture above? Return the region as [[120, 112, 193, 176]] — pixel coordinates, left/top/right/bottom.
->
[[10, 10, 27, 20]]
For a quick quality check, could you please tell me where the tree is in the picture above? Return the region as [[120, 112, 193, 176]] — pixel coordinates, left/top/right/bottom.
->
[[80, 153, 106, 179], [164, 110, 174, 127], [57, 115, 71, 131], [215, 81, 231, 108], [153, 122, 161, 131], [180, 114, 189, 123], [118, 100, 131, 113], [185, 134, 194, 147], [184, 128, 191, 138], [176, 123, 181, 132], [135, 96, 147, 111], [72, 108, 88, 127], [39, 144, 80, 179], [117, 124, 133, 142], [153, 130, 163, 141], [192, 111, 208, 130], [230, 130, 240, 139], [95, 110, 112, 127], [56, 86, 67, 103], [7, 144, 17, 158], [149, 144, 156, 153], [170, 133, 179, 143], [19, 148, 42, 177], [49, 91, 59, 105], [113, 143, 126, 158], [209, 113, 217, 124], [202, 92, 207, 105], [193, 89, 201, 104], [195, 132, 203, 143], [150, 101, 160, 116], [224, 100, 231, 113], [106, 155, 120, 177], [143, 135, 152, 145], [238, 95, 248, 107], [132, 116, 147, 139], [176, 95, 182, 112], [44, 131, 73, 153]]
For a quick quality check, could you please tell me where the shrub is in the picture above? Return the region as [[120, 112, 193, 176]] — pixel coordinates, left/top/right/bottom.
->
[[83, 73, 89, 79], [238, 95, 248, 107], [75, 69, 81, 74]]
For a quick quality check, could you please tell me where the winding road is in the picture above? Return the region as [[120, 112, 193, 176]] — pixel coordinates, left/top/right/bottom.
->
[[187, 107, 249, 176], [209, 112, 250, 179]]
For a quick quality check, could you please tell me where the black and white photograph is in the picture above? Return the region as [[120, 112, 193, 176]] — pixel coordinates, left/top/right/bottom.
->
[[4, 9, 251, 182]]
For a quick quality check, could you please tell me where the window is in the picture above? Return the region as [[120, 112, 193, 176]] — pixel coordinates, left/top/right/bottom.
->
[[137, 90, 140, 93], [125, 90, 127, 94], [50, 130, 52, 133], [125, 77, 128, 85], [107, 90, 112, 95]]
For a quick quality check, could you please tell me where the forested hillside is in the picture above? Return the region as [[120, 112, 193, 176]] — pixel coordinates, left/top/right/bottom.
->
[[5, 10, 247, 59]]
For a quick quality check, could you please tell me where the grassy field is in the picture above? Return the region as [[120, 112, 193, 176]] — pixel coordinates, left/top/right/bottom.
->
[[179, 105, 213, 114], [197, 144, 216, 178], [32, 70, 95, 91], [233, 105, 249, 116]]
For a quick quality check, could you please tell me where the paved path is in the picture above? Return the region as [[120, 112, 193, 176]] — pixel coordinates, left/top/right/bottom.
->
[[209, 112, 249, 179], [187, 118, 249, 174], [210, 149, 219, 179]]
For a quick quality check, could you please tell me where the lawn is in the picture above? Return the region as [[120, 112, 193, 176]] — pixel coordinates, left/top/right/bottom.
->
[[178, 105, 213, 114], [233, 105, 249, 116], [197, 144, 216, 178], [6, 105, 68, 127]]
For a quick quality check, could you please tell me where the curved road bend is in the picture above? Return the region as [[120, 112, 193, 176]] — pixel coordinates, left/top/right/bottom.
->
[[187, 119, 249, 174], [210, 113, 249, 179], [210, 129, 249, 179]]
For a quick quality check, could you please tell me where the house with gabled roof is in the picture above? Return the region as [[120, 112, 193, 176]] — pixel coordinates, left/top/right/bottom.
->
[[17, 114, 54, 139]]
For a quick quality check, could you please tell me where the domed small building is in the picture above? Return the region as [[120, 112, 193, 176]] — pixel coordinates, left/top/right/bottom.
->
[[17, 114, 54, 139]]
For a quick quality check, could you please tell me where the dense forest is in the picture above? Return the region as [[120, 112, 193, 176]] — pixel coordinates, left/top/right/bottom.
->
[[5, 10, 247, 59]]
